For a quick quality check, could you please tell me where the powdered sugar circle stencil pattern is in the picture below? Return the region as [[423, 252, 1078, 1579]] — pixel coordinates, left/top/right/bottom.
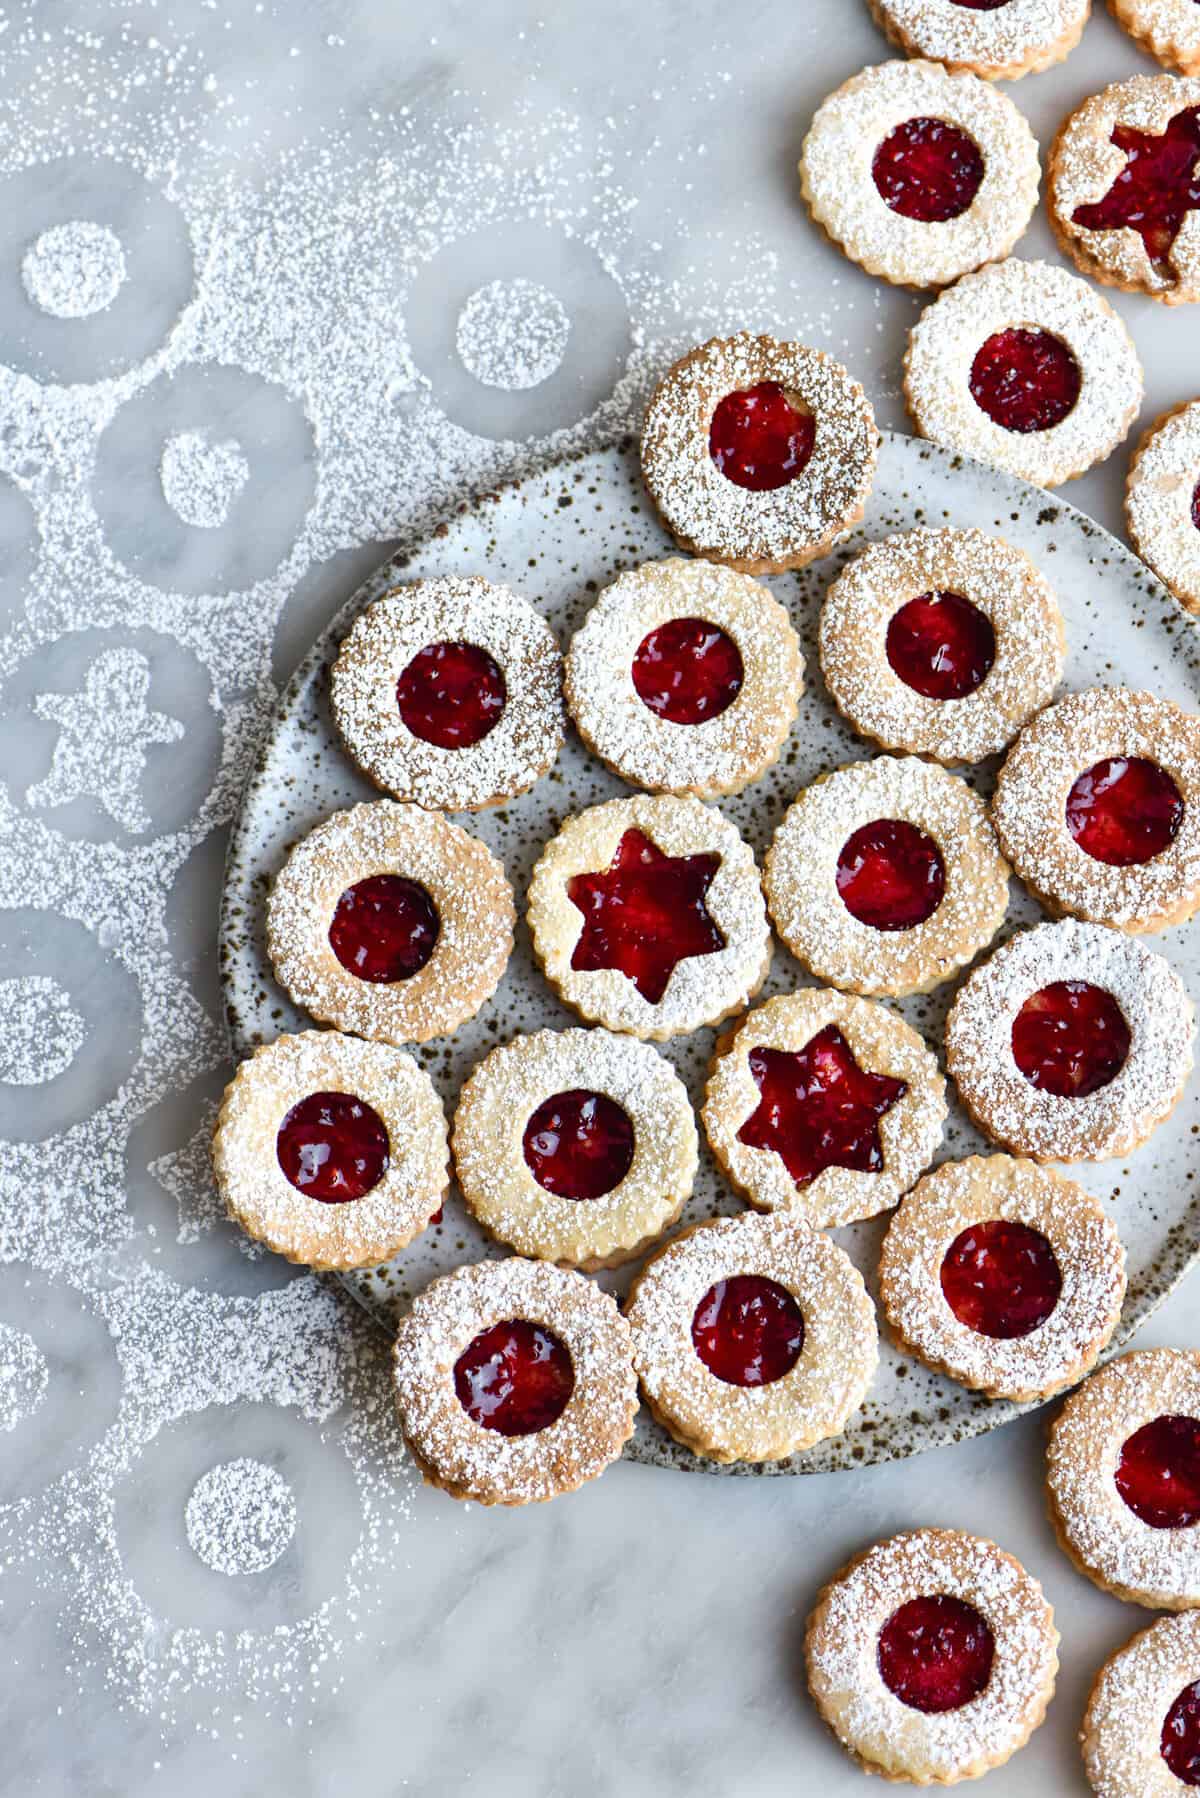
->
[[160, 431, 252, 530], [0, 1319, 49, 1432], [22, 220, 128, 320], [0, 974, 85, 1085], [185, 1457, 298, 1576], [455, 278, 571, 391]]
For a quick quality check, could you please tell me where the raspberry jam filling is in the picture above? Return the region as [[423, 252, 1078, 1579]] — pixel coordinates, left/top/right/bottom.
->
[[940, 1220, 1062, 1340], [1011, 981, 1131, 1098], [1162, 1681, 1200, 1785], [396, 639, 507, 750], [1115, 1414, 1200, 1529], [836, 819, 946, 932], [737, 1025, 907, 1188], [1066, 756, 1184, 867], [275, 1091, 391, 1203], [690, 1275, 805, 1387], [878, 1596, 996, 1715], [708, 381, 815, 491], [969, 329, 1082, 435], [566, 827, 724, 1005], [631, 617, 744, 725], [871, 118, 985, 224], [1072, 105, 1200, 270], [328, 874, 440, 983], [521, 1089, 635, 1200], [886, 591, 996, 702], [1193, 476, 1200, 535], [453, 1319, 575, 1437], [948, 0, 1013, 7]]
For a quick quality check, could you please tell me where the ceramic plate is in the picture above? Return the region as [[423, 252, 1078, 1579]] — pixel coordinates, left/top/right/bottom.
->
[[220, 432, 1200, 1476]]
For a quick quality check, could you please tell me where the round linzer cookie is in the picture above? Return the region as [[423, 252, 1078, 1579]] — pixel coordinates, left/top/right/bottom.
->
[[904, 257, 1144, 486], [879, 1155, 1126, 1403], [1049, 75, 1200, 305], [1047, 1349, 1200, 1609], [992, 689, 1200, 934], [564, 557, 803, 799], [1126, 400, 1200, 615], [266, 800, 515, 1046], [800, 60, 1040, 289], [806, 1528, 1059, 1784], [867, 0, 1091, 81], [392, 1258, 637, 1506], [452, 1027, 698, 1270], [330, 575, 565, 813], [1083, 1610, 1200, 1795], [703, 989, 947, 1228], [764, 756, 1010, 997], [526, 793, 772, 1041], [625, 1211, 877, 1464], [818, 527, 1065, 765], [212, 1029, 449, 1271], [1110, 0, 1200, 76], [944, 918, 1195, 1162], [639, 332, 878, 575]]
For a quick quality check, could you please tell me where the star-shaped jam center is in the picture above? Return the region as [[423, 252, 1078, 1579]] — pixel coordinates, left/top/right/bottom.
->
[[736, 1025, 908, 1187], [1072, 104, 1200, 270], [566, 827, 724, 1005]]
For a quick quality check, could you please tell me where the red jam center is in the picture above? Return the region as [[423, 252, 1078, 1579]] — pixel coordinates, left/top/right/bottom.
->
[[969, 329, 1082, 435], [708, 381, 815, 491], [836, 818, 946, 932], [1162, 1681, 1200, 1785], [690, 1275, 805, 1387], [737, 1025, 907, 1188], [940, 1220, 1063, 1340], [631, 617, 744, 725], [566, 827, 724, 1005], [885, 591, 996, 702], [1011, 981, 1131, 1098], [878, 1596, 995, 1714], [1072, 105, 1200, 269], [275, 1090, 391, 1203], [521, 1089, 635, 1200], [1066, 757, 1184, 867], [948, 0, 1013, 7], [453, 1319, 575, 1436], [396, 639, 507, 750], [871, 117, 985, 224], [328, 874, 440, 983], [1116, 1414, 1200, 1529], [1192, 476, 1200, 535]]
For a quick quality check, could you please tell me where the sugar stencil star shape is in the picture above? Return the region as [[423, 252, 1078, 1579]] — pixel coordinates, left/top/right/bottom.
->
[[1073, 103, 1200, 268], [737, 1024, 908, 1187], [566, 827, 725, 1005]]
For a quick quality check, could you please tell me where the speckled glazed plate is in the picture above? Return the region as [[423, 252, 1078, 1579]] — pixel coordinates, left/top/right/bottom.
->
[[221, 432, 1200, 1476]]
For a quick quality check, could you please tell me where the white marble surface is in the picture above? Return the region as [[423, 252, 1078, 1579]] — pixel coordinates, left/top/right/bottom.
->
[[3, 2, 1200, 1794]]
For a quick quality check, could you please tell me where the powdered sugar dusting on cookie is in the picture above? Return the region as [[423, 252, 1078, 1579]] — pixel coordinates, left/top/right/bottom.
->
[[871, 0, 1089, 80], [1127, 402, 1200, 614]]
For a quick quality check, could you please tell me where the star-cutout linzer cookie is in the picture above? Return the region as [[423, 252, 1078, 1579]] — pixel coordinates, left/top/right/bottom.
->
[[1073, 104, 1200, 268], [566, 827, 724, 1005], [736, 1025, 907, 1187]]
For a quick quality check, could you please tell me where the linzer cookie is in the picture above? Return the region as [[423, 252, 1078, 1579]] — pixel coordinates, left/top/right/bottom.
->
[[639, 332, 877, 574], [1110, 0, 1200, 76], [867, 0, 1091, 81], [800, 60, 1040, 288], [1126, 400, 1200, 615], [1083, 1610, 1200, 1795]]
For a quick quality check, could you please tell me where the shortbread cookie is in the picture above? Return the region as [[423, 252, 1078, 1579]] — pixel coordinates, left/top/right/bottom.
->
[[945, 919, 1195, 1161], [1049, 76, 1200, 304], [801, 60, 1040, 288], [868, 0, 1091, 81], [452, 1027, 698, 1270], [527, 793, 772, 1041], [266, 800, 515, 1045], [330, 575, 565, 812], [765, 757, 1010, 997], [640, 332, 878, 575], [1083, 1610, 1200, 1794], [212, 1029, 448, 1271], [992, 689, 1200, 933], [818, 527, 1065, 764], [392, 1258, 637, 1506], [564, 557, 803, 799], [1110, 0, 1200, 76], [703, 989, 947, 1228], [1048, 1349, 1200, 1609], [879, 1155, 1126, 1403], [625, 1211, 877, 1464], [904, 257, 1144, 486], [806, 1528, 1058, 1784], [1126, 400, 1200, 614]]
